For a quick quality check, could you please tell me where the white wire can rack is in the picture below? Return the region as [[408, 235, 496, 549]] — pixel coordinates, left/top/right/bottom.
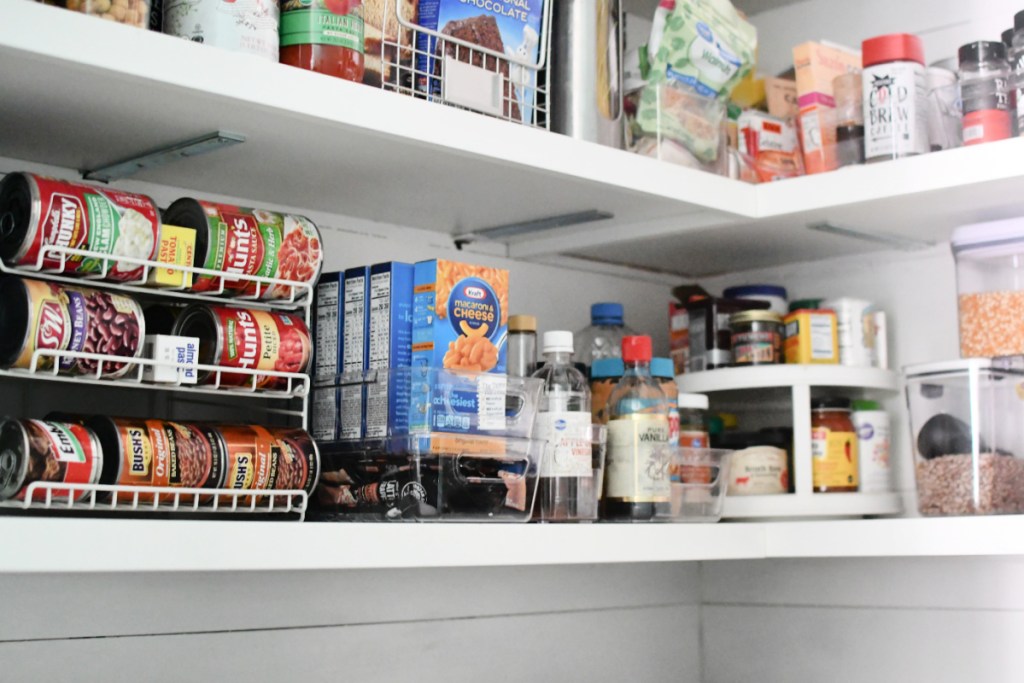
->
[[0, 482, 309, 521], [0, 243, 315, 314], [377, 0, 552, 128]]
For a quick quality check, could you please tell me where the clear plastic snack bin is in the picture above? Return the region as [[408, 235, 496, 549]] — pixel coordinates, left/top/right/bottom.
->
[[656, 447, 732, 523], [905, 359, 1024, 516], [40, 0, 151, 28], [952, 219, 1024, 358], [312, 368, 547, 522]]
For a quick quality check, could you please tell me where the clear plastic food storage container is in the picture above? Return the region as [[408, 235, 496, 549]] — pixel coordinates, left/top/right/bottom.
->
[[905, 359, 1024, 516], [952, 219, 1024, 358], [314, 434, 546, 522], [43, 0, 151, 28], [657, 447, 732, 523]]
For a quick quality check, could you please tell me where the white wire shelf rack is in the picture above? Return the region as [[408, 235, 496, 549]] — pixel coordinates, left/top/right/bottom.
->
[[5, 348, 310, 414], [0, 243, 315, 313], [0, 482, 309, 521], [379, 0, 552, 128]]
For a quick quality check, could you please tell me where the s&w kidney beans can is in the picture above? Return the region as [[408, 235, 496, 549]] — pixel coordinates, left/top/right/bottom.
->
[[0, 277, 72, 371], [174, 304, 311, 389], [162, 198, 322, 300], [0, 173, 161, 282], [87, 417, 227, 502], [63, 287, 146, 378], [0, 418, 103, 502], [163, 0, 280, 63]]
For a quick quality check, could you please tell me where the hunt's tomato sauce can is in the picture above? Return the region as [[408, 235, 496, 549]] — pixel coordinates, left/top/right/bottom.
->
[[0, 418, 102, 502], [162, 198, 322, 300], [173, 304, 311, 389], [0, 173, 160, 282]]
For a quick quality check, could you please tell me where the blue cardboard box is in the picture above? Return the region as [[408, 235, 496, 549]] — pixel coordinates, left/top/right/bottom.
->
[[365, 262, 414, 440], [340, 266, 369, 440]]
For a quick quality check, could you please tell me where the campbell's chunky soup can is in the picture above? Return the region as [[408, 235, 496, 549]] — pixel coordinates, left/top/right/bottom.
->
[[0, 276, 144, 377], [162, 198, 323, 300], [0, 418, 102, 502], [88, 417, 227, 502], [173, 304, 311, 389], [0, 173, 160, 282]]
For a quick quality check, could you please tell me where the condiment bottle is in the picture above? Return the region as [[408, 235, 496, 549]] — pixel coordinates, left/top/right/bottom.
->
[[811, 397, 859, 493], [833, 72, 865, 166], [506, 314, 537, 378], [602, 336, 670, 521], [862, 33, 930, 161], [532, 331, 593, 522], [677, 393, 710, 449], [959, 41, 1012, 146], [590, 357, 624, 426], [280, 0, 365, 82], [651, 358, 679, 446]]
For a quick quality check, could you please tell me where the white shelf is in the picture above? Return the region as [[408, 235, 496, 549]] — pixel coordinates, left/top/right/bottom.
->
[[676, 365, 900, 394], [4, 515, 1024, 572], [6, 3, 1024, 277]]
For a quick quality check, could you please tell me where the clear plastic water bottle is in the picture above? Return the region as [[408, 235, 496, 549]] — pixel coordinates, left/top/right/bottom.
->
[[574, 302, 636, 370], [532, 331, 593, 521]]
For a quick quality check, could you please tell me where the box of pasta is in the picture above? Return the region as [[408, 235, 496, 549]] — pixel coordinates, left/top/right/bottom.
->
[[410, 259, 509, 434]]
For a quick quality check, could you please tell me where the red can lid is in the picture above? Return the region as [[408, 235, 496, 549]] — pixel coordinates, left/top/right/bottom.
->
[[621, 335, 653, 363], [862, 33, 925, 67]]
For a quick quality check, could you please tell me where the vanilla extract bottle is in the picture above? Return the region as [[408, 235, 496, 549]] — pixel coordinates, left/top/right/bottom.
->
[[602, 335, 671, 521]]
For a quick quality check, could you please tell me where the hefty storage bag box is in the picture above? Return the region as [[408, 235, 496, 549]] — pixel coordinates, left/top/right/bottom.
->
[[415, 0, 545, 123], [365, 262, 414, 440], [411, 260, 509, 434]]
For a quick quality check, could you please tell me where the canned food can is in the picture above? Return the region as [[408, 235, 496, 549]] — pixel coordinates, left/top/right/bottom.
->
[[162, 198, 323, 300], [215, 424, 278, 504], [174, 304, 311, 389], [163, 0, 280, 62], [268, 427, 320, 496], [0, 173, 161, 282], [821, 298, 879, 367], [0, 277, 71, 370], [87, 417, 226, 502], [63, 286, 146, 377], [0, 418, 102, 502]]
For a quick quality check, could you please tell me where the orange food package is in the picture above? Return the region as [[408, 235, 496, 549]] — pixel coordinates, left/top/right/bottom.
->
[[792, 41, 862, 174]]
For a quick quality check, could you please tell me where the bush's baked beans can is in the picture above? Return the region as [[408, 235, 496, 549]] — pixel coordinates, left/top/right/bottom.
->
[[214, 424, 278, 504], [88, 417, 227, 502], [0, 277, 145, 377], [162, 198, 323, 300], [268, 427, 320, 496], [0, 418, 102, 502], [0, 173, 161, 282], [173, 304, 311, 389]]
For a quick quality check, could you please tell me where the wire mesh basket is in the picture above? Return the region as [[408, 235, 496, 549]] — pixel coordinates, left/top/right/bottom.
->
[[373, 0, 552, 128]]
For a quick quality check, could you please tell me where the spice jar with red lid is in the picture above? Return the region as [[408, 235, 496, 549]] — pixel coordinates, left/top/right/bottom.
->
[[862, 33, 930, 162], [959, 41, 1012, 146]]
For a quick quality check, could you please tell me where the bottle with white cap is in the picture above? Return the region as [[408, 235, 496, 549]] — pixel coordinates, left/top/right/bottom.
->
[[531, 330, 593, 521]]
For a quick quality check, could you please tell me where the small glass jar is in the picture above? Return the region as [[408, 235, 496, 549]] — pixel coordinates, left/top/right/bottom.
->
[[730, 311, 783, 365], [811, 397, 859, 493]]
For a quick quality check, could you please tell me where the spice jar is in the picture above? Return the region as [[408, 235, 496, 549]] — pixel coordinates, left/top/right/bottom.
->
[[862, 33, 930, 161], [833, 72, 865, 167], [959, 41, 1012, 146], [677, 393, 709, 449], [589, 357, 623, 426], [280, 0, 365, 82], [730, 311, 783, 365], [811, 397, 859, 493], [506, 314, 537, 378]]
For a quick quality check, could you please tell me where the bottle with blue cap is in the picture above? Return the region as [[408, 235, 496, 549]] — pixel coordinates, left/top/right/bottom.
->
[[574, 302, 637, 370], [531, 331, 593, 521]]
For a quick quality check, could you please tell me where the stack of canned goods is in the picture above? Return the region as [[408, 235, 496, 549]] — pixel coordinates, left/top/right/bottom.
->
[[0, 416, 320, 505]]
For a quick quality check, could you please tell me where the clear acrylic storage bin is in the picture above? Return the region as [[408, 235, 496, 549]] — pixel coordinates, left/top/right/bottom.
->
[[314, 434, 545, 522], [905, 359, 1024, 516], [311, 368, 546, 522], [656, 447, 732, 523]]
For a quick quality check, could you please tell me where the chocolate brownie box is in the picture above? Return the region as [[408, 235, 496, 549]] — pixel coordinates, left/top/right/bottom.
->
[[415, 0, 545, 124]]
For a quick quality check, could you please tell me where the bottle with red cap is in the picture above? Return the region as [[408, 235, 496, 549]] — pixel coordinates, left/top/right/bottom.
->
[[862, 33, 931, 162], [602, 335, 671, 521]]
